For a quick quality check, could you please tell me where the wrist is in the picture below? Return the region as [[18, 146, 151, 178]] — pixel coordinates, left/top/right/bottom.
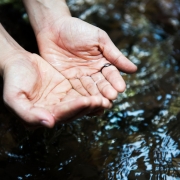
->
[[0, 24, 23, 76], [23, 0, 71, 36]]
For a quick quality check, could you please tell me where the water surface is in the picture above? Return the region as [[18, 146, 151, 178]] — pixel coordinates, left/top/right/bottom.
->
[[0, 0, 180, 179]]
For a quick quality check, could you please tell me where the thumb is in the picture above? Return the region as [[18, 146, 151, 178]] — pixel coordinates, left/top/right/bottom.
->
[[99, 30, 137, 73], [3, 93, 55, 128]]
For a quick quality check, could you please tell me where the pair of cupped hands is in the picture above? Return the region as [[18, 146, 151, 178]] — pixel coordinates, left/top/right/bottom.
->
[[3, 17, 137, 128]]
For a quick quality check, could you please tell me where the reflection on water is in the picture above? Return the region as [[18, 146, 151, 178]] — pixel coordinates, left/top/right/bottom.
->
[[0, 0, 180, 179]]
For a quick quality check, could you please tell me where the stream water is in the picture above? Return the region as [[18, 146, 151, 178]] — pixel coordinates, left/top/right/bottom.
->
[[0, 0, 180, 179]]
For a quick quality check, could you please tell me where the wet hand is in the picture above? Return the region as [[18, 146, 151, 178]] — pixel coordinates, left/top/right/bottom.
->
[[36, 17, 137, 100], [2, 51, 112, 128]]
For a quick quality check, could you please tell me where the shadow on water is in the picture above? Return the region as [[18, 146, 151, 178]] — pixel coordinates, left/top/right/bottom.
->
[[0, 0, 180, 179]]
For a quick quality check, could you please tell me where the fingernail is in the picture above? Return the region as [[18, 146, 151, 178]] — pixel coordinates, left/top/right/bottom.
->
[[40, 120, 50, 127]]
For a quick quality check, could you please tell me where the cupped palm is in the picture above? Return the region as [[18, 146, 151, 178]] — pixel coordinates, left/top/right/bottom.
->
[[3, 51, 110, 128], [36, 17, 137, 100]]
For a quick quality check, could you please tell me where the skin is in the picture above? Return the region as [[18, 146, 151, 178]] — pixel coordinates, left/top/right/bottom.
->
[[23, 0, 137, 100], [0, 0, 137, 128], [0, 24, 111, 128]]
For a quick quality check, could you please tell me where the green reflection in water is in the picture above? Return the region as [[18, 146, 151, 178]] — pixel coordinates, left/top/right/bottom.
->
[[0, 0, 180, 179]]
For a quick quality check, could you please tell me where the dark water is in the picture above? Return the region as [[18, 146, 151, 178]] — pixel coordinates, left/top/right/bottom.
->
[[0, 0, 180, 179]]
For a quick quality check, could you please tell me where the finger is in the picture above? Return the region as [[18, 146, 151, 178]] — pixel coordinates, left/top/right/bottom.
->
[[53, 96, 103, 122], [91, 72, 118, 100], [99, 31, 137, 73], [69, 78, 90, 96], [101, 96, 113, 109], [79, 76, 113, 108], [61, 89, 112, 109], [3, 93, 55, 128], [101, 65, 126, 93], [80, 76, 100, 95]]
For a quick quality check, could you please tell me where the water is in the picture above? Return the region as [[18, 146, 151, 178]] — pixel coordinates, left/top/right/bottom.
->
[[0, 0, 180, 179]]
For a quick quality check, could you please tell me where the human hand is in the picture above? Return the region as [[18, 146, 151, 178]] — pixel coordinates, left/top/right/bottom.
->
[[2, 50, 112, 128], [36, 17, 137, 100]]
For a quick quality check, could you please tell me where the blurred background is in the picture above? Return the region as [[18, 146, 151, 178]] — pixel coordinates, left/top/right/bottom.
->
[[0, 0, 180, 179]]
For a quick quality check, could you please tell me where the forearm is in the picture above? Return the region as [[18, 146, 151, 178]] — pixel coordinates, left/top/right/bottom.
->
[[22, 0, 71, 35], [0, 24, 23, 75]]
